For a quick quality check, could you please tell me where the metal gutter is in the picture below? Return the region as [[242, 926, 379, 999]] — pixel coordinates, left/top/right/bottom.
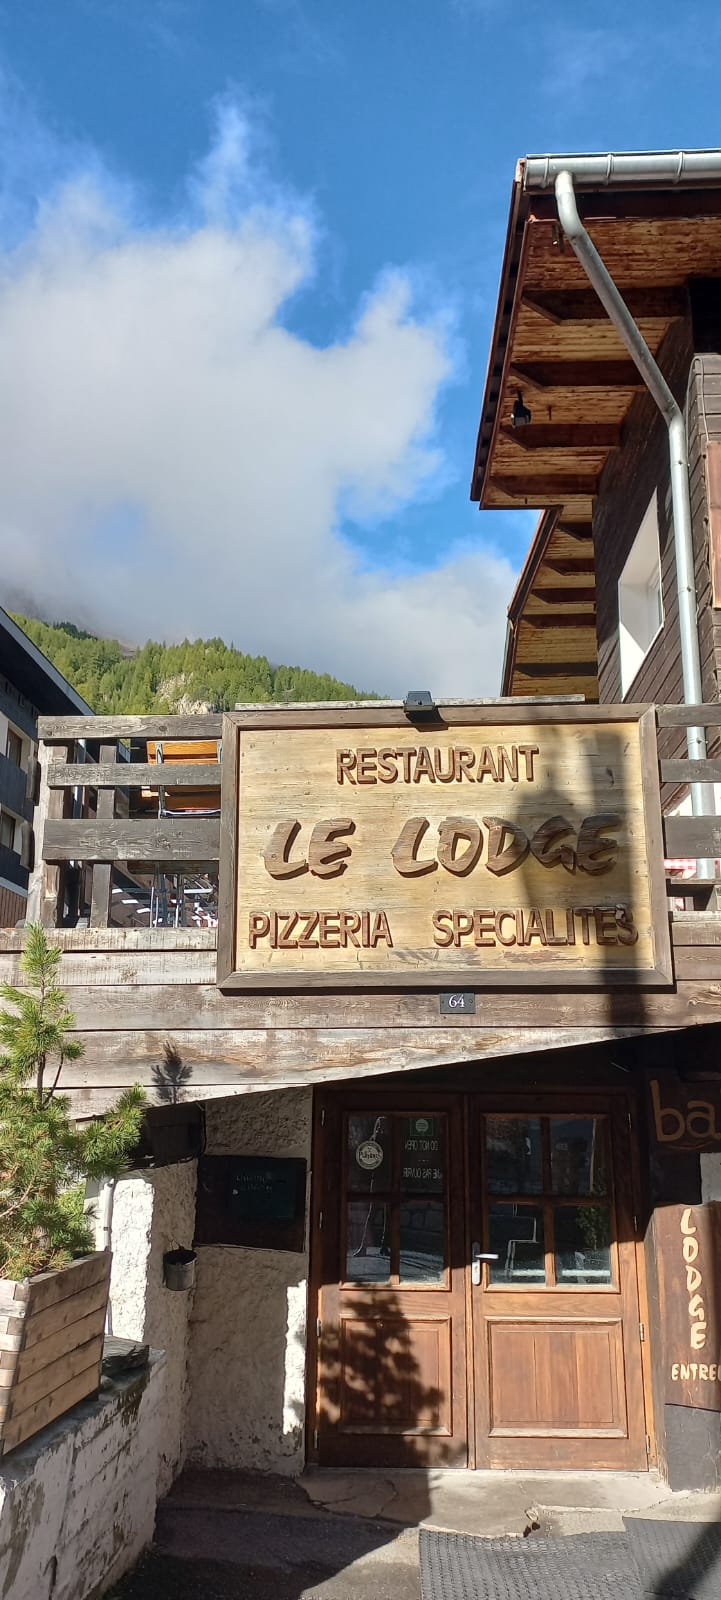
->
[[552, 168, 713, 832], [524, 150, 721, 191]]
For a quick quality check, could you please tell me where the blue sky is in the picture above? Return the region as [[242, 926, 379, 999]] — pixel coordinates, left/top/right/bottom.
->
[[1, 0, 720, 693]]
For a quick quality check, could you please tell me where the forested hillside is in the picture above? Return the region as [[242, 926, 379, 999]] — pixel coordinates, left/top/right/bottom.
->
[[13, 616, 373, 714]]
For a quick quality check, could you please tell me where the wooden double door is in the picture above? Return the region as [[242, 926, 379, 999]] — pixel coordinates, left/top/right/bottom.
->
[[309, 1088, 649, 1470]]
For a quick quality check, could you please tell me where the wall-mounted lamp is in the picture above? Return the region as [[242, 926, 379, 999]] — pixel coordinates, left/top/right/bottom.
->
[[511, 390, 532, 428], [403, 690, 440, 724]]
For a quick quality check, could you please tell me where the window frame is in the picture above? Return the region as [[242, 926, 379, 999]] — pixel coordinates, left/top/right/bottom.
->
[[618, 490, 664, 697]]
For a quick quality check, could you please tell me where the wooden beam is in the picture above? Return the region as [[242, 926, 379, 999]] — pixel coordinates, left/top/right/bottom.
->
[[489, 474, 600, 500], [555, 521, 593, 540], [500, 424, 621, 451], [661, 758, 721, 783], [521, 287, 686, 325], [90, 744, 117, 930], [544, 557, 596, 576], [42, 818, 220, 864], [509, 361, 644, 391], [48, 762, 221, 789], [52, 1024, 662, 1092], [513, 661, 598, 679], [519, 614, 597, 630], [657, 704, 721, 727], [533, 587, 596, 605], [664, 816, 721, 858], [37, 714, 223, 741]]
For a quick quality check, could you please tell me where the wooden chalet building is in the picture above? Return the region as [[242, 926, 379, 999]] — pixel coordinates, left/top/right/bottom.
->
[[5, 149, 721, 1493]]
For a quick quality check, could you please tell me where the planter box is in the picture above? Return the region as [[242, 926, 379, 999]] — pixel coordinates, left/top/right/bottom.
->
[[0, 1251, 111, 1458]]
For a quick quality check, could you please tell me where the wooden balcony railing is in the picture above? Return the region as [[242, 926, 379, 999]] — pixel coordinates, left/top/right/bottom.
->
[[28, 714, 222, 930], [23, 703, 721, 933]]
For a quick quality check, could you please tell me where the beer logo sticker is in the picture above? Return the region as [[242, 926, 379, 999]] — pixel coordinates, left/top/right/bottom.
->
[[356, 1139, 384, 1171]]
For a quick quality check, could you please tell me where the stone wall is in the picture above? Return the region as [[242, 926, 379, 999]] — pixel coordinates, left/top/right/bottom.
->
[[0, 1357, 165, 1600], [185, 1088, 312, 1474], [105, 1162, 197, 1495]]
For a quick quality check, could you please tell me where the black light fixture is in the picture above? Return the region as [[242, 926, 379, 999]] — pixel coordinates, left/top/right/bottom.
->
[[511, 390, 532, 428], [403, 690, 440, 725]]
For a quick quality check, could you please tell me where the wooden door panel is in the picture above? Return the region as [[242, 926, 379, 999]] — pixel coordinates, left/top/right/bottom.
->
[[311, 1091, 469, 1467], [471, 1095, 649, 1471], [487, 1317, 626, 1436], [339, 1313, 452, 1433]]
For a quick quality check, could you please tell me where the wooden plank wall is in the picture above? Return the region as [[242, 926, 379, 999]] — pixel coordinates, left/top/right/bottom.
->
[[4, 703, 721, 1115], [1, 918, 721, 1117], [593, 314, 721, 762]]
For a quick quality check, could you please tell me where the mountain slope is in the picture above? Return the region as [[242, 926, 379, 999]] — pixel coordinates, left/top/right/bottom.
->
[[13, 616, 375, 714]]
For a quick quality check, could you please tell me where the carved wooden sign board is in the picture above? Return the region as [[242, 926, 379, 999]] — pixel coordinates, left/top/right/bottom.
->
[[655, 1203, 721, 1410], [217, 706, 671, 990]]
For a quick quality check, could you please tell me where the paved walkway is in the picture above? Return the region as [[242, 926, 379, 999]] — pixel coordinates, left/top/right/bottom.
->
[[105, 1468, 721, 1600]]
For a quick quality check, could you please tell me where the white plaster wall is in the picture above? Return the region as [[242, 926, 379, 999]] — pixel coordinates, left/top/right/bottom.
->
[[185, 1088, 312, 1474], [106, 1162, 197, 1494], [0, 1357, 165, 1600]]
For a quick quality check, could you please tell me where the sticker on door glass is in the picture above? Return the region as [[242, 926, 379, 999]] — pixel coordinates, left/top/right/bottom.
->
[[356, 1139, 384, 1171]]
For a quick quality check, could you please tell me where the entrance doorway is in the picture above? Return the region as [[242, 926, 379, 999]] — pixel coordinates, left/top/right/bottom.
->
[[308, 1088, 649, 1470]]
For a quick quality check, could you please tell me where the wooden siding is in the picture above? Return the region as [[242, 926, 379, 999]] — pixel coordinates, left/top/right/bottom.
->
[[0, 884, 26, 928], [4, 704, 721, 1117]]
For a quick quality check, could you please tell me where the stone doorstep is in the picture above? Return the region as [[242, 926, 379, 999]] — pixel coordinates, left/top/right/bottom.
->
[[164, 1466, 683, 1541]]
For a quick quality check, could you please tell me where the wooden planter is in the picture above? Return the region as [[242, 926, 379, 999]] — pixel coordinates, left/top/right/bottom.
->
[[0, 1251, 111, 1458]]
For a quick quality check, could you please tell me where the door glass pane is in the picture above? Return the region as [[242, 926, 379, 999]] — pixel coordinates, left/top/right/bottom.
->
[[488, 1203, 545, 1283], [401, 1116, 445, 1193], [550, 1118, 609, 1196], [554, 1205, 612, 1284], [345, 1201, 391, 1281], [347, 1114, 391, 1191], [486, 1117, 542, 1195], [399, 1200, 445, 1282]]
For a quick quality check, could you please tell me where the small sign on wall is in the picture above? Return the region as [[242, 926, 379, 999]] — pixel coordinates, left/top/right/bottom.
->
[[194, 1155, 307, 1252], [647, 1075, 721, 1153], [655, 1202, 721, 1411]]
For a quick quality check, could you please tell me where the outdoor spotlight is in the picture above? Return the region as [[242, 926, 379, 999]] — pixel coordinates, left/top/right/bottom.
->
[[511, 390, 532, 428], [403, 690, 441, 725]]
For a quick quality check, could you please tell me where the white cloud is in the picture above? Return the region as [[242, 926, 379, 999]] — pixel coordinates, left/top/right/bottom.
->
[[0, 98, 514, 695]]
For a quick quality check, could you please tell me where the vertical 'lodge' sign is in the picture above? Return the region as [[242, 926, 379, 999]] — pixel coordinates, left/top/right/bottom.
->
[[655, 1203, 721, 1410], [217, 705, 671, 990]]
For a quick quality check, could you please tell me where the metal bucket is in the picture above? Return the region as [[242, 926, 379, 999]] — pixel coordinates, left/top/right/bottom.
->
[[163, 1248, 196, 1291]]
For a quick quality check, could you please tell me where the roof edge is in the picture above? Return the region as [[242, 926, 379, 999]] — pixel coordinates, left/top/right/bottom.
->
[[1, 608, 94, 716]]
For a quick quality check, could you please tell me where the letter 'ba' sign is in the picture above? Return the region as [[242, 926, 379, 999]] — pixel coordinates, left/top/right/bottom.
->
[[218, 710, 671, 989]]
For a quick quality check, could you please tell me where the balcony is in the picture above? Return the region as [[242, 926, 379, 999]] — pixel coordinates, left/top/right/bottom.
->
[[0, 749, 31, 824]]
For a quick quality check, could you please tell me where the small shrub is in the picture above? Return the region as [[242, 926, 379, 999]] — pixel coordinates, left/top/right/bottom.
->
[[0, 924, 145, 1280]]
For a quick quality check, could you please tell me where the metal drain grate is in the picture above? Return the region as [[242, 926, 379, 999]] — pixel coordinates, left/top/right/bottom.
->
[[420, 1530, 642, 1600], [624, 1517, 721, 1599]]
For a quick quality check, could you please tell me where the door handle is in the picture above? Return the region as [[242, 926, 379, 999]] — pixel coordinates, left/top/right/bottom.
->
[[471, 1242, 498, 1285]]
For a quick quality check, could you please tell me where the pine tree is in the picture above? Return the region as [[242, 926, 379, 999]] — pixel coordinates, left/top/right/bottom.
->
[[0, 925, 145, 1281]]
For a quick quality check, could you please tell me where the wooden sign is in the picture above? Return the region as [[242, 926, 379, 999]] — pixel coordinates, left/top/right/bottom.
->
[[217, 705, 671, 990], [655, 1203, 721, 1410], [647, 1074, 721, 1153]]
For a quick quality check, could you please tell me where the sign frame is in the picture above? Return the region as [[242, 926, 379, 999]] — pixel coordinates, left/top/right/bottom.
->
[[217, 702, 673, 991]]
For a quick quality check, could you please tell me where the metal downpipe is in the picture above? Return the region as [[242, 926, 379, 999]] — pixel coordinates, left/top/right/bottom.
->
[[554, 170, 712, 828]]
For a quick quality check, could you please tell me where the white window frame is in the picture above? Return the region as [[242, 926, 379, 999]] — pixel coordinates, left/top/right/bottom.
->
[[618, 491, 664, 696]]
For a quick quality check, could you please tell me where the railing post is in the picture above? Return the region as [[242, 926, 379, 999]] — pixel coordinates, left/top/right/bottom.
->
[[26, 741, 71, 927], [90, 744, 118, 928]]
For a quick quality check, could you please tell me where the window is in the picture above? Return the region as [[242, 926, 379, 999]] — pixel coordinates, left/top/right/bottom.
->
[[5, 727, 23, 768], [344, 1111, 447, 1285], [618, 492, 663, 694], [484, 1114, 613, 1288], [0, 810, 16, 852]]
